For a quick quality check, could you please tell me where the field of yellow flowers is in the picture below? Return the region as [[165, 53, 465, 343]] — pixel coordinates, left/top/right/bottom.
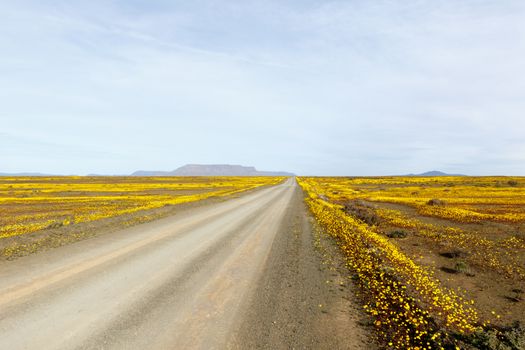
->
[[0, 176, 283, 241], [298, 176, 525, 349]]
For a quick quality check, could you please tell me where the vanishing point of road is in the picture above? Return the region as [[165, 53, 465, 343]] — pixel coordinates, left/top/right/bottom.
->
[[0, 178, 369, 350]]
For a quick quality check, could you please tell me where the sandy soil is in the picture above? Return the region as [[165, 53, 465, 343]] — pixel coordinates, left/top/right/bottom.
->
[[357, 200, 525, 328]]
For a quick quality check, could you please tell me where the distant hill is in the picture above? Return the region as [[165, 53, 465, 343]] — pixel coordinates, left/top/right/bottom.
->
[[407, 170, 466, 177], [131, 164, 294, 177]]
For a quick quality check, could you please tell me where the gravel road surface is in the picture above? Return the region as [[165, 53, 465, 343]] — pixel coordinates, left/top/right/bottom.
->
[[0, 178, 370, 349]]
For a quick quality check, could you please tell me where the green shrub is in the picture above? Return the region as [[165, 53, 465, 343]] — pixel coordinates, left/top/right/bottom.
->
[[454, 261, 469, 273]]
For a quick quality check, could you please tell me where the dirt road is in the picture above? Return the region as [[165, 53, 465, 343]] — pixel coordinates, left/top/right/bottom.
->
[[0, 178, 370, 349]]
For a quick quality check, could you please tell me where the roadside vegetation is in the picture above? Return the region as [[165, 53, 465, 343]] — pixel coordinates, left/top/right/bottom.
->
[[298, 176, 525, 349], [0, 176, 283, 257]]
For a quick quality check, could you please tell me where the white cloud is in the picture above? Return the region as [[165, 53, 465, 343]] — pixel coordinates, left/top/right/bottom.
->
[[1, 1, 524, 175]]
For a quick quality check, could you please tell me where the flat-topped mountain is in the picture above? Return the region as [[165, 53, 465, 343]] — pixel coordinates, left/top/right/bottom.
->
[[131, 164, 294, 177]]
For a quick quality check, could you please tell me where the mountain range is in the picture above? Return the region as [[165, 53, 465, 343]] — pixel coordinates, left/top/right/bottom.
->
[[0, 168, 463, 177], [131, 164, 294, 177]]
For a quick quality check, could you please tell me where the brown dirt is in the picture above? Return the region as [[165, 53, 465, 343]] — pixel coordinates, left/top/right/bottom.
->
[[355, 200, 525, 328]]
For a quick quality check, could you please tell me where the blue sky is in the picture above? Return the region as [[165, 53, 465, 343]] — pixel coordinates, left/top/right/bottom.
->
[[1, 0, 525, 175]]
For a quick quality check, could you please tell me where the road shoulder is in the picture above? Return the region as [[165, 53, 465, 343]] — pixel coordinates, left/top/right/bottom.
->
[[229, 184, 375, 349]]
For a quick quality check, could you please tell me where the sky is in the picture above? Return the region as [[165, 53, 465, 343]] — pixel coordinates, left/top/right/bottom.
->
[[1, 0, 525, 176]]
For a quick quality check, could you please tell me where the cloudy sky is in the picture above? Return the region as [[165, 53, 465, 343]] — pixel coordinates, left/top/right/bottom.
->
[[1, 1, 524, 175]]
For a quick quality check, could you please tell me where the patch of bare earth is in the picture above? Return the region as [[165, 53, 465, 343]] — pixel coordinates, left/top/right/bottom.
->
[[344, 199, 525, 329]]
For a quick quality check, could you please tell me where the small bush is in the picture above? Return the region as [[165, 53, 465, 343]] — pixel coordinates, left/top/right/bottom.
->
[[387, 230, 408, 238], [454, 261, 469, 273], [440, 249, 468, 259], [427, 198, 446, 206], [343, 201, 380, 226], [46, 221, 64, 230], [441, 261, 472, 275], [457, 321, 525, 350]]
